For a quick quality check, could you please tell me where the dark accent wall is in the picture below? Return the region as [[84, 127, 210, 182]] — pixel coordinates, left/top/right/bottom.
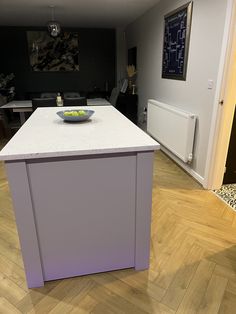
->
[[0, 27, 116, 99]]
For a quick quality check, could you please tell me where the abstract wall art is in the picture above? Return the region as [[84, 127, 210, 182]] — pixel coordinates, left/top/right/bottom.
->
[[27, 31, 79, 72], [162, 2, 193, 80]]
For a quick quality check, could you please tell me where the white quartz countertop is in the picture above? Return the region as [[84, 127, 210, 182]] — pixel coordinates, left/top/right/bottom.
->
[[0, 106, 160, 161]]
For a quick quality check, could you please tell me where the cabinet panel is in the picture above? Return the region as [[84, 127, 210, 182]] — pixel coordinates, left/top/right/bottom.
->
[[27, 154, 136, 281]]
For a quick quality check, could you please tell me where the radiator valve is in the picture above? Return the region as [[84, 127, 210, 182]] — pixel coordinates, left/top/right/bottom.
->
[[188, 153, 193, 163], [143, 107, 147, 123]]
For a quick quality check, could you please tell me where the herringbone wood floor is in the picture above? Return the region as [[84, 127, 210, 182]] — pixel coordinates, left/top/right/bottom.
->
[[0, 143, 236, 313]]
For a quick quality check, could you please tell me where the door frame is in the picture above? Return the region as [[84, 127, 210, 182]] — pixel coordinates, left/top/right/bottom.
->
[[204, 0, 236, 190]]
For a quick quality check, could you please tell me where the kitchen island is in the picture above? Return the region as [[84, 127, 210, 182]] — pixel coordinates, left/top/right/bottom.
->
[[0, 106, 160, 288]]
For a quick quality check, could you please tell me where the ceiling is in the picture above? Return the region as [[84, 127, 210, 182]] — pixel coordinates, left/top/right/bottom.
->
[[0, 0, 160, 28]]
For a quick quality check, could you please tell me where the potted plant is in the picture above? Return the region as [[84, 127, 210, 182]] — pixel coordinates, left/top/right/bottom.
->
[[0, 73, 15, 101], [126, 65, 137, 94]]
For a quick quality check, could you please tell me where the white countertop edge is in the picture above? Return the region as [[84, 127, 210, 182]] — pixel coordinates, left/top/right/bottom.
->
[[0, 144, 160, 161]]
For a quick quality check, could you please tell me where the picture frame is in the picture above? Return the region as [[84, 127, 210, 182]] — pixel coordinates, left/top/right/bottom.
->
[[27, 31, 79, 72], [162, 1, 193, 80]]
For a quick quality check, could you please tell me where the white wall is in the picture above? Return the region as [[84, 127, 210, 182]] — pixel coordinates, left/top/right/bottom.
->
[[124, 0, 228, 180]]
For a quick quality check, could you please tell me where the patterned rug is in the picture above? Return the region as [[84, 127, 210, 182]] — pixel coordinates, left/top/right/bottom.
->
[[214, 184, 236, 210]]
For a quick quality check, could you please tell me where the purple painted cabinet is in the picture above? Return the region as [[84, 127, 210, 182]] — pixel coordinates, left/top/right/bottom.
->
[[6, 151, 154, 288]]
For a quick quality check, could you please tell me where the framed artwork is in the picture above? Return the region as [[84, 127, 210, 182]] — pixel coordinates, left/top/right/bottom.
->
[[27, 31, 79, 72], [162, 2, 193, 80]]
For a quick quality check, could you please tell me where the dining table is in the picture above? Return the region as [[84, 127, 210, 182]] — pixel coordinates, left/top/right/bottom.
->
[[1, 98, 111, 125]]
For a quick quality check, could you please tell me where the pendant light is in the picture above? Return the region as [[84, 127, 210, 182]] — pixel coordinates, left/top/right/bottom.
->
[[47, 5, 61, 38]]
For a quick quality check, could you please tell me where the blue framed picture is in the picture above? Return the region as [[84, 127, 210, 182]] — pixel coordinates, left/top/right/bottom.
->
[[162, 2, 193, 80]]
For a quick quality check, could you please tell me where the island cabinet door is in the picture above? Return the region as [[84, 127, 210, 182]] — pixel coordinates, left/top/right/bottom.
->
[[27, 153, 137, 281]]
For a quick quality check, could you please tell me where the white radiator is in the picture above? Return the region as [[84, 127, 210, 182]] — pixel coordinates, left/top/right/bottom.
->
[[147, 99, 196, 163]]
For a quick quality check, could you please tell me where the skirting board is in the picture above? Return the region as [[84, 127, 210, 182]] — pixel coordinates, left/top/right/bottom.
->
[[161, 146, 205, 186]]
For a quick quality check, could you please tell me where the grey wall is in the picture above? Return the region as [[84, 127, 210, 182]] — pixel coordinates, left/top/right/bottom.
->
[[124, 0, 228, 178], [116, 27, 127, 89]]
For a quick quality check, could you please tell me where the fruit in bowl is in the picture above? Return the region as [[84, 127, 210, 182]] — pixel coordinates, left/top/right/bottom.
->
[[57, 109, 94, 122], [64, 110, 86, 117]]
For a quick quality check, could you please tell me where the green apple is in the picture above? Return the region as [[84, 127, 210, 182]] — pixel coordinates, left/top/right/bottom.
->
[[64, 110, 86, 117]]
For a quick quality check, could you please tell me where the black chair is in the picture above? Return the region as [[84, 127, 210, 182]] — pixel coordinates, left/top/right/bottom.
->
[[109, 87, 120, 107], [64, 92, 80, 98], [40, 92, 57, 98], [63, 97, 87, 106], [32, 98, 57, 111], [0, 96, 21, 136]]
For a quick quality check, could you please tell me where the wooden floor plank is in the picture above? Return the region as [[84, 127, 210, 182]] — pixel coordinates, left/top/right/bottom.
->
[[162, 244, 205, 310], [218, 291, 236, 314], [0, 253, 26, 288], [154, 235, 195, 290], [111, 268, 166, 302], [0, 297, 21, 314], [17, 280, 60, 313], [0, 273, 27, 306], [48, 278, 95, 314], [176, 259, 216, 314], [69, 295, 97, 314], [197, 274, 228, 314], [91, 272, 175, 313], [27, 277, 89, 314], [88, 283, 147, 314], [214, 264, 236, 281], [226, 280, 236, 295]]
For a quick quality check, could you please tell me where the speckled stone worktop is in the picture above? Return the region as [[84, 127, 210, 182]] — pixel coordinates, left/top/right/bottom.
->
[[0, 106, 160, 161]]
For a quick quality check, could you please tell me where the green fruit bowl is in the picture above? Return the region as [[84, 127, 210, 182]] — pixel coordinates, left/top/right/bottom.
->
[[57, 109, 94, 122]]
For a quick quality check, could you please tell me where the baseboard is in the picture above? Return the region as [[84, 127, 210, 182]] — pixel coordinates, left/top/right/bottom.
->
[[160, 146, 205, 186]]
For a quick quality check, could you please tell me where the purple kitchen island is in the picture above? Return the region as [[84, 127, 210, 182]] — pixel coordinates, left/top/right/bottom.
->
[[0, 106, 160, 288]]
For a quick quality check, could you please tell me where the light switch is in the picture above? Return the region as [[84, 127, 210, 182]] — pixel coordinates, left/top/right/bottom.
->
[[208, 79, 214, 89]]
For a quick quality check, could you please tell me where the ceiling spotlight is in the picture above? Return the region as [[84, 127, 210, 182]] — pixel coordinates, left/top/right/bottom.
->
[[47, 5, 61, 37]]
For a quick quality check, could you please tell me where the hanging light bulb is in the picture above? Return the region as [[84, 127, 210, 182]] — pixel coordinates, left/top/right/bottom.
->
[[47, 5, 61, 37]]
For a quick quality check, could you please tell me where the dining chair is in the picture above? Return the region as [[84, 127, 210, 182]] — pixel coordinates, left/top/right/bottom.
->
[[0, 96, 20, 137], [64, 92, 80, 98], [109, 87, 120, 107], [0, 110, 20, 137], [40, 92, 57, 98], [63, 97, 87, 106], [32, 98, 57, 111]]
